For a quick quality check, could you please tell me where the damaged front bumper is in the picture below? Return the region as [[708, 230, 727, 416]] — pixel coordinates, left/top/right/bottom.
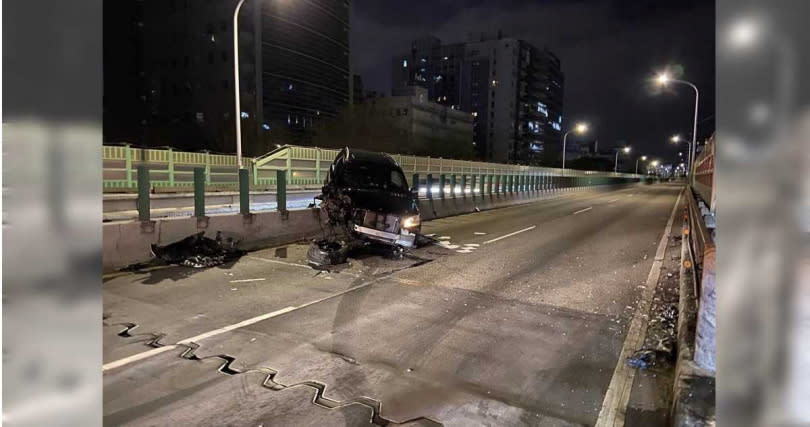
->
[[352, 224, 417, 248]]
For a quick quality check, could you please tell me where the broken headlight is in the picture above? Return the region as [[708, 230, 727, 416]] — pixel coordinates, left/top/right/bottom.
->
[[401, 215, 420, 230]]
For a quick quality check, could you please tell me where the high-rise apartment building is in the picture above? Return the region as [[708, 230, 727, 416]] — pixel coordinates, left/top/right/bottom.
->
[[104, 0, 351, 157], [392, 32, 563, 165]]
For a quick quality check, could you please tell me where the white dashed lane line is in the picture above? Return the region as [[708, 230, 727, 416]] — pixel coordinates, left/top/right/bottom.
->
[[482, 225, 537, 245], [573, 206, 593, 215]]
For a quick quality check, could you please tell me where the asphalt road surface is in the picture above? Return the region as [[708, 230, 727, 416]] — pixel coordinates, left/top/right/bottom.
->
[[103, 183, 683, 426]]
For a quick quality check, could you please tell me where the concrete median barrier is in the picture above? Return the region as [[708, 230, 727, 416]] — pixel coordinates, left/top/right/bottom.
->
[[104, 183, 640, 272], [103, 209, 323, 272]]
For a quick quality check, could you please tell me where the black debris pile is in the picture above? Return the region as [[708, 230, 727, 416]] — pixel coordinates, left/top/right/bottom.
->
[[307, 239, 351, 269], [150, 231, 243, 268]]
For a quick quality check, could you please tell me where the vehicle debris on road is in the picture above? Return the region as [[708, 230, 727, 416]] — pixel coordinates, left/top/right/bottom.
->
[[150, 231, 244, 268]]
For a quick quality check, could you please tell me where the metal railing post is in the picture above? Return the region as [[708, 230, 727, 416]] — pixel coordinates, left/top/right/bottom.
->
[[205, 151, 212, 185], [194, 167, 205, 218], [285, 148, 292, 182], [450, 174, 456, 197], [137, 165, 150, 222], [124, 143, 134, 188], [253, 159, 259, 186], [276, 169, 286, 212], [316, 148, 322, 184], [239, 168, 250, 215], [167, 148, 175, 187]]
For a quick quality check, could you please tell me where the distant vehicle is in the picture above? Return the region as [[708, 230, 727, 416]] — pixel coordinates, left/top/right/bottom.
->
[[320, 147, 421, 248]]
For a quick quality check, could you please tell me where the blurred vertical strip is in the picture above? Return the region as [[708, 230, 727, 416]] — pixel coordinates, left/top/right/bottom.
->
[[717, 0, 809, 425], [3, 0, 103, 425]]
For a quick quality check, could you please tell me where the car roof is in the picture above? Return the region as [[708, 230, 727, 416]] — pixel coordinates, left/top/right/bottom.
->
[[343, 148, 398, 168]]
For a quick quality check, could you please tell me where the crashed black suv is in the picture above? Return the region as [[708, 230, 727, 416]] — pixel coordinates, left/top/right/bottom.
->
[[319, 148, 421, 248]]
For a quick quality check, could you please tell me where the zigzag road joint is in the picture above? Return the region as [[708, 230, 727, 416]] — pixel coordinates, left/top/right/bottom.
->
[[108, 259, 443, 426]]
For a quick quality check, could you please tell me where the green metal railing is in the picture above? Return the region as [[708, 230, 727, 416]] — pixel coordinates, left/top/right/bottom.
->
[[103, 143, 642, 192]]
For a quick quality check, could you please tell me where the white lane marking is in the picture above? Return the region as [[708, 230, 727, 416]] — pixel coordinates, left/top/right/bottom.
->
[[104, 278, 383, 372], [595, 189, 683, 427], [463, 243, 480, 247], [482, 225, 536, 245], [246, 255, 311, 269], [474, 232, 487, 236], [229, 278, 266, 283], [573, 206, 593, 215], [457, 250, 473, 254], [438, 236, 451, 240], [607, 199, 618, 203]]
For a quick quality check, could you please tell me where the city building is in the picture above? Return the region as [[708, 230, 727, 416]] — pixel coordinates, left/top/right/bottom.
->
[[104, 0, 351, 157], [391, 32, 564, 165], [315, 86, 474, 159]]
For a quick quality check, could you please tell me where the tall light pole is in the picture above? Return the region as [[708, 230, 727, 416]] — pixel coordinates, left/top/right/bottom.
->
[[655, 72, 699, 184], [635, 155, 647, 175], [233, 0, 249, 169], [562, 122, 589, 170], [615, 146, 630, 172]]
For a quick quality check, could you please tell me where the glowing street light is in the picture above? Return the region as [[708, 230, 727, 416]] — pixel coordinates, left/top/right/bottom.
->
[[635, 155, 647, 175], [615, 146, 630, 172], [655, 72, 700, 184], [562, 122, 589, 170]]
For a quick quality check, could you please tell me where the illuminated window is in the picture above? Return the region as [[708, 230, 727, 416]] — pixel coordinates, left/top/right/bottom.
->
[[262, 123, 270, 130], [537, 102, 548, 116], [551, 122, 561, 131], [240, 111, 249, 119], [402, 59, 407, 68]]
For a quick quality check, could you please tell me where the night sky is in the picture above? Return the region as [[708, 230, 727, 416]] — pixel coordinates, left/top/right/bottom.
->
[[351, 0, 715, 166]]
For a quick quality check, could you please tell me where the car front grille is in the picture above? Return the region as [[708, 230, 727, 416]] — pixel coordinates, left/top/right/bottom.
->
[[354, 210, 401, 234]]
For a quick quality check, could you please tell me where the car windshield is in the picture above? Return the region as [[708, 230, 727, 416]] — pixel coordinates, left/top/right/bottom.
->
[[342, 162, 408, 192]]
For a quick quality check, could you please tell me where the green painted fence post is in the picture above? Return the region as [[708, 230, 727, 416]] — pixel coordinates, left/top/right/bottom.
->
[[167, 148, 175, 187], [450, 174, 457, 197], [239, 169, 250, 215], [125, 144, 134, 188], [412, 173, 419, 191], [439, 174, 446, 199], [137, 165, 150, 221], [426, 174, 434, 199], [276, 170, 286, 212], [194, 167, 205, 217]]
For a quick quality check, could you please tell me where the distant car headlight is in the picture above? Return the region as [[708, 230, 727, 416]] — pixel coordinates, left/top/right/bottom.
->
[[401, 215, 420, 230]]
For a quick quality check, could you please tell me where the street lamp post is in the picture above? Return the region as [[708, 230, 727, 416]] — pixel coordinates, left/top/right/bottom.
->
[[562, 122, 589, 170], [656, 73, 699, 185], [635, 155, 647, 175], [615, 146, 630, 172], [233, 0, 249, 169]]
